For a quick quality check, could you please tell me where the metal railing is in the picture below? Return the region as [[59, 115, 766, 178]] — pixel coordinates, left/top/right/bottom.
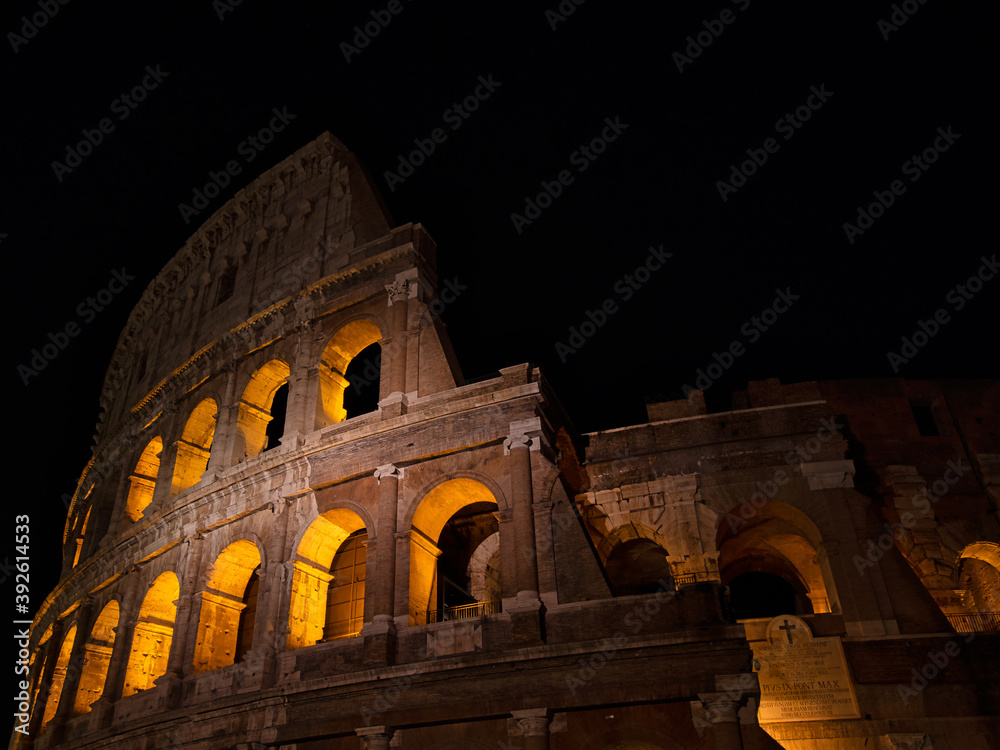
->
[[425, 600, 502, 624], [945, 612, 1000, 633]]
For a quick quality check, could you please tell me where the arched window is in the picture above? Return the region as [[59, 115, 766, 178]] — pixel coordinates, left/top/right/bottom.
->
[[316, 320, 382, 427], [171, 399, 217, 496], [323, 531, 367, 640], [126, 437, 162, 522], [606, 538, 673, 596], [288, 509, 367, 650], [234, 566, 261, 661], [72, 600, 119, 714], [39, 624, 77, 733], [193, 540, 261, 673], [123, 572, 178, 697], [263, 383, 289, 452], [233, 359, 291, 460], [410, 478, 502, 624]]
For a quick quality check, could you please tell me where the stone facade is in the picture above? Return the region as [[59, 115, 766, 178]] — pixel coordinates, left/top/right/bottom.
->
[[13, 134, 1000, 750]]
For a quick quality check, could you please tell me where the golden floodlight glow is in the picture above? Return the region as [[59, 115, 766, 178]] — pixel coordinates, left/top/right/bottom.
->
[[122, 572, 178, 697], [72, 600, 120, 715], [410, 478, 499, 625], [317, 319, 382, 427], [126, 437, 162, 522], [193, 540, 262, 673], [288, 509, 366, 650], [171, 398, 217, 496], [234, 359, 291, 459]]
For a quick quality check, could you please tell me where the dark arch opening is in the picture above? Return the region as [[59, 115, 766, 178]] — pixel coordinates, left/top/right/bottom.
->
[[235, 566, 260, 662], [436, 502, 499, 617], [343, 343, 381, 419], [726, 571, 813, 620], [606, 539, 673, 596], [263, 382, 289, 451]]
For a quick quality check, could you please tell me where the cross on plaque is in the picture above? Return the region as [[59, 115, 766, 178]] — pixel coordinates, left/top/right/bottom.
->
[[779, 619, 797, 644]]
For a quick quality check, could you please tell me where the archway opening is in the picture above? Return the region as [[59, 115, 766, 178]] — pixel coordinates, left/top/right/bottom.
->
[[288, 508, 368, 649], [171, 399, 217, 496], [123, 572, 178, 697], [343, 343, 382, 419], [72, 600, 119, 715], [234, 566, 261, 661], [317, 320, 382, 427], [323, 530, 368, 640], [193, 540, 262, 673], [263, 383, 289, 452], [39, 624, 77, 733], [606, 538, 673, 596], [727, 571, 813, 620], [125, 437, 161, 522], [234, 359, 291, 460]]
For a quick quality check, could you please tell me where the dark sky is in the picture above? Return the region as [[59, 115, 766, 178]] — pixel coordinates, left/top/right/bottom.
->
[[3, 2, 996, 617]]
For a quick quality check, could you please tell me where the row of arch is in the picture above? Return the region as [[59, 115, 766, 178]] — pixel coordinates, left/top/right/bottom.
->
[[115, 319, 386, 535]]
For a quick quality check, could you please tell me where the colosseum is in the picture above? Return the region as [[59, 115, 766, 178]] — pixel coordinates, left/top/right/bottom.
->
[[13, 133, 1000, 750]]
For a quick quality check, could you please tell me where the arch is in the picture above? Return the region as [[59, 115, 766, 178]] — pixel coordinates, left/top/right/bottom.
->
[[596, 522, 672, 568], [232, 358, 291, 461], [958, 542, 1000, 614], [316, 318, 383, 428], [716, 501, 835, 616], [122, 571, 179, 697], [39, 623, 77, 733], [605, 538, 673, 596], [171, 398, 217, 496], [288, 508, 368, 650], [409, 477, 501, 624], [72, 600, 120, 714], [193, 540, 263, 673], [466, 532, 501, 603], [323, 530, 368, 640], [125, 437, 162, 522]]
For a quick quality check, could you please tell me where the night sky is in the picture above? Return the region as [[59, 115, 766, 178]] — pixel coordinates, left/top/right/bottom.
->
[[3, 2, 995, 620]]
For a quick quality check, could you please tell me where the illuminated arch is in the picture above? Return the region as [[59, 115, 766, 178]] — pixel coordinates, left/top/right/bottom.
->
[[122, 571, 178, 697], [232, 358, 291, 461], [288, 508, 367, 650], [409, 477, 500, 624], [72, 600, 119, 714], [316, 318, 382, 427], [958, 542, 1000, 614], [466, 532, 501, 604], [39, 624, 77, 733], [716, 501, 835, 617], [171, 398, 217, 496], [193, 540, 263, 673], [125, 437, 162, 522]]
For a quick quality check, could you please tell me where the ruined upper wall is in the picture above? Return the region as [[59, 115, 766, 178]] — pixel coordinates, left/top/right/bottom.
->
[[95, 132, 396, 443]]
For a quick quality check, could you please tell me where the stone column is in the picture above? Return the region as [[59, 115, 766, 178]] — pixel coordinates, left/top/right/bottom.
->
[[258, 499, 293, 687], [92, 568, 142, 727], [163, 535, 205, 700], [209, 364, 240, 474], [364, 465, 401, 665], [357, 725, 395, 749], [512, 708, 551, 750], [281, 321, 316, 446], [504, 424, 543, 644], [380, 278, 410, 418], [698, 693, 744, 750], [47, 599, 94, 743]]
